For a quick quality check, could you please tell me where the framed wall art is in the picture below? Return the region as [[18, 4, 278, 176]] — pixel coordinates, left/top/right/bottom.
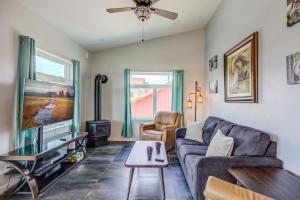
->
[[287, 0, 300, 27], [209, 80, 218, 94], [287, 51, 300, 84], [224, 32, 258, 103], [209, 55, 218, 71]]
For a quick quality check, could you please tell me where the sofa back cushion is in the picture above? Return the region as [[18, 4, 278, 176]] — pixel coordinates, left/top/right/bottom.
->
[[202, 117, 222, 144], [212, 120, 236, 137], [228, 125, 270, 156]]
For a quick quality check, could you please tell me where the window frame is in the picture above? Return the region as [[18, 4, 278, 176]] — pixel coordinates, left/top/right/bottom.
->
[[36, 48, 73, 86], [130, 71, 173, 120]]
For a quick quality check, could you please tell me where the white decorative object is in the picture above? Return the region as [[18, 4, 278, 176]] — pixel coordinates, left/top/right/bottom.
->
[[185, 122, 204, 142], [206, 130, 234, 157]]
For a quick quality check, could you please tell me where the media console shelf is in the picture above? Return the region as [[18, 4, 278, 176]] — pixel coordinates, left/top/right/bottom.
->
[[0, 132, 88, 200]]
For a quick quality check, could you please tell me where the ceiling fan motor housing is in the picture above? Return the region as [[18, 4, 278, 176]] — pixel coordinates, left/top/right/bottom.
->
[[135, 6, 151, 21]]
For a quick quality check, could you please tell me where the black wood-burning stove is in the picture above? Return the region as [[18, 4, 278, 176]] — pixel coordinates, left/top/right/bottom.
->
[[86, 74, 111, 147]]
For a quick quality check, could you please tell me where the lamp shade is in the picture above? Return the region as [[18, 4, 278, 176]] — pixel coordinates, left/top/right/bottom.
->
[[197, 95, 203, 103], [187, 99, 193, 109], [196, 89, 201, 97]]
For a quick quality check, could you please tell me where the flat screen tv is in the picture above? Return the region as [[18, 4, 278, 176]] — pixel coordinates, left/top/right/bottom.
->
[[22, 79, 75, 130]]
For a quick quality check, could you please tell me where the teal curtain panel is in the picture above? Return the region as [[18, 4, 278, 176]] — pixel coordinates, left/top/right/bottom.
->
[[72, 60, 81, 133], [172, 70, 184, 127], [17, 35, 38, 148], [121, 69, 133, 138]]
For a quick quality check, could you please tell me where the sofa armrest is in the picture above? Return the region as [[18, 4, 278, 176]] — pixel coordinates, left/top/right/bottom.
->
[[194, 156, 283, 200], [140, 122, 155, 130], [176, 128, 187, 139]]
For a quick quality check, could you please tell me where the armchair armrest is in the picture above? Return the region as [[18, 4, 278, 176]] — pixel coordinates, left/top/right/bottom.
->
[[140, 122, 155, 130], [175, 128, 187, 139], [161, 125, 177, 131], [194, 156, 283, 200]]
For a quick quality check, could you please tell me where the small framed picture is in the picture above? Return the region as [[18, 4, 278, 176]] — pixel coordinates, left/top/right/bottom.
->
[[209, 80, 218, 94], [209, 55, 218, 71], [287, 51, 300, 84]]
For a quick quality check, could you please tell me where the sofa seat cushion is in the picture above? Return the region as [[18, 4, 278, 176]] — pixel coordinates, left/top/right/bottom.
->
[[143, 130, 163, 140], [228, 126, 270, 156], [176, 138, 206, 150], [179, 145, 208, 162]]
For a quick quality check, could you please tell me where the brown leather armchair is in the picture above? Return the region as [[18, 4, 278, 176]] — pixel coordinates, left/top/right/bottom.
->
[[204, 176, 273, 200], [140, 111, 181, 151]]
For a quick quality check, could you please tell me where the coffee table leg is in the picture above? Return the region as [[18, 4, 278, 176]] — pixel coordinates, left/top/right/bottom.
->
[[126, 168, 135, 200], [159, 168, 165, 199]]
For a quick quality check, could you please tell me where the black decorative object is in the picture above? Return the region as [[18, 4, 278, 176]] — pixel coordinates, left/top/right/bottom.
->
[[86, 74, 111, 148], [155, 142, 161, 154], [147, 146, 153, 161]]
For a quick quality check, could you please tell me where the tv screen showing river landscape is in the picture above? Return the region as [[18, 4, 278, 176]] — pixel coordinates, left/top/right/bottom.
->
[[22, 79, 74, 130]]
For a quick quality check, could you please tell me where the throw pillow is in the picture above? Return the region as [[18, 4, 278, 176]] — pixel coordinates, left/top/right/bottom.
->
[[185, 122, 204, 142], [206, 130, 234, 157]]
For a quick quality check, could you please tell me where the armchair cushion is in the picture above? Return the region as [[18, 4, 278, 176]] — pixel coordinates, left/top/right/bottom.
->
[[142, 129, 163, 141]]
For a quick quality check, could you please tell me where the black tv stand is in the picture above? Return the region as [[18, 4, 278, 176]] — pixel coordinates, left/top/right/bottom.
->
[[0, 132, 87, 200]]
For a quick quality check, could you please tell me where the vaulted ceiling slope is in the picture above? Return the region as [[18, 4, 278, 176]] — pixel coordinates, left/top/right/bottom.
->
[[17, 0, 223, 52]]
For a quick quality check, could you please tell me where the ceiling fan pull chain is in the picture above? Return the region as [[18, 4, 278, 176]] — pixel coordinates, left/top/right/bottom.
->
[[141, 22, 145, 44]]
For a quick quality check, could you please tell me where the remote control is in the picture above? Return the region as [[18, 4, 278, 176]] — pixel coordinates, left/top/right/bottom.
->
[[155, 158, 164, 162]]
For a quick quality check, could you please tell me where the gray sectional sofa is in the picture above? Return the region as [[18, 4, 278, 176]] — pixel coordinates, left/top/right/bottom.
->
[[175, 116, 283, 200]]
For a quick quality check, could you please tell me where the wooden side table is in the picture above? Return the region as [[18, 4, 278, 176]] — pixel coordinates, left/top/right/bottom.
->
[[228, 167, 300, 200]]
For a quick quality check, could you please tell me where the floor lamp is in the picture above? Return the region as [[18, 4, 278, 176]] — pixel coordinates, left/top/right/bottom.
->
[[187, 81, 203, 121]]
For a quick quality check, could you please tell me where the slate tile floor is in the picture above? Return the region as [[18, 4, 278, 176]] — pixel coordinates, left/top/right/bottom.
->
[[11, 143, 192, 200]]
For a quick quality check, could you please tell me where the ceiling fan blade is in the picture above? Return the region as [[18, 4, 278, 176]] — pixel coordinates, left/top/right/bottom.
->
[[150, 0, 160, 5], [106, 7, 135, 13], [151, 8, 178, 20]]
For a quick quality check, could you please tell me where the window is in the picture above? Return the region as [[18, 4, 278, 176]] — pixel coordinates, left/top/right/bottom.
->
[[36, 49, 73, 85], [35, 49, 73, 134], [130, 72, 173, 119]]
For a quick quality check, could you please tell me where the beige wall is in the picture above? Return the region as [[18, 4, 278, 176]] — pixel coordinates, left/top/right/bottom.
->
[[89, 30, 205, 140], [0, 0, 90, 153], [204, 0, 300, 174]]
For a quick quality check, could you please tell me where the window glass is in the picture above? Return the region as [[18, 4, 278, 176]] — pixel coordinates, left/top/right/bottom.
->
[[131, 74, 173, 85], [156, 87, 172, 112], [130, 72, 173, 118], [36, 56, 65, 78], [36, 49, 72, 85], [131, 88, 153, 118]]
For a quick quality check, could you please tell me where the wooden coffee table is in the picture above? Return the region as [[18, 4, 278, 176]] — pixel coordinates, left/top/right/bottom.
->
[[125, 141, 168, 200]]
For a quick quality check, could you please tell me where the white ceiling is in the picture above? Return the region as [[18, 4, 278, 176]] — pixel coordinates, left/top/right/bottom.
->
[[17, 0, 223, 52]]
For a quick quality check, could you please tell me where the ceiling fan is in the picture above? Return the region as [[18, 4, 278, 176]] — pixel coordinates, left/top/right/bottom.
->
[[106, 0, 178, 21]]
